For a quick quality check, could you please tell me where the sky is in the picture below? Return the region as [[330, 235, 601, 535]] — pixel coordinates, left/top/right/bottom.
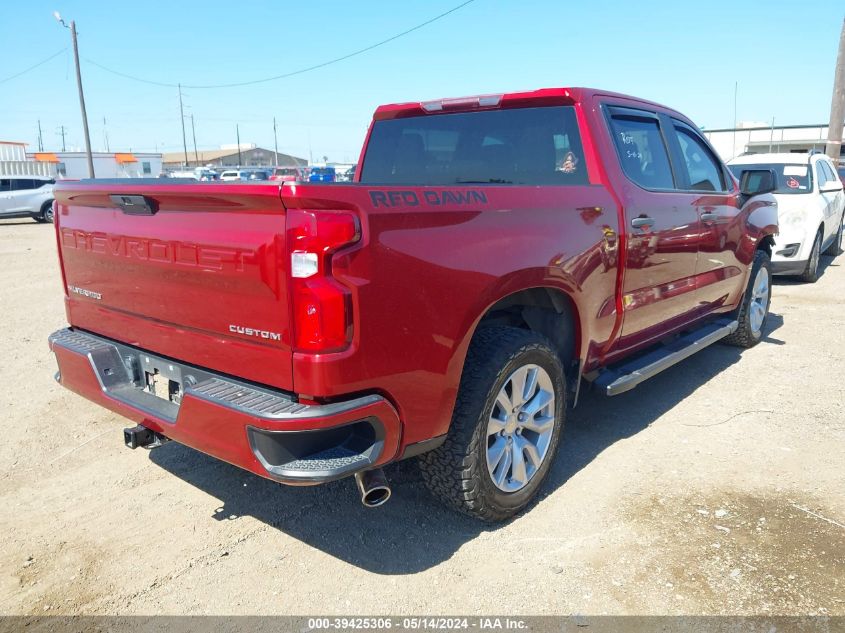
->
[[1, 0, 843, 164]]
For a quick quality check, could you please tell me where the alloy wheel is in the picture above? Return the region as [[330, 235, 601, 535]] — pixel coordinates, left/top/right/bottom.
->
[[486, 364, 556, 493], [749, 266, 770, 336]]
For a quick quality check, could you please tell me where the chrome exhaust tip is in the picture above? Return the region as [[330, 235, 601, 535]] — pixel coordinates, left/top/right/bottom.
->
[[354, 468, 391, 508]]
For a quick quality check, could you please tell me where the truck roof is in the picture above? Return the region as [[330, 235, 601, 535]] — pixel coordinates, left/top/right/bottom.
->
[[372, 87, 675, 120]]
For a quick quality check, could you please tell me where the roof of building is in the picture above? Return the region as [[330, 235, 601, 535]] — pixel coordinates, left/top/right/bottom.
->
[[728, 152, 821, 165], [162, 147, 306, 165]]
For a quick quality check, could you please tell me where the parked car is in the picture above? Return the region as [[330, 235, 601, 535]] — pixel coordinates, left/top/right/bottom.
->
[[219, 170, 248, 181], [48, 87, 778, 521], [308, 166, 336, 182], [0, 176, 55, 223], [248, 170, 270, 181], [729, 152, 844, 282], [337, 165, 357, 182], [269, 167, 304, 183]]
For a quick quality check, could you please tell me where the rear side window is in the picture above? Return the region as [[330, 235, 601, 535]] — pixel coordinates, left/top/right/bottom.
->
[[11, 179, 34, 191], [608, 115, 674, 190], [673, 125, 726, 192], [360, 106, 588, 186]]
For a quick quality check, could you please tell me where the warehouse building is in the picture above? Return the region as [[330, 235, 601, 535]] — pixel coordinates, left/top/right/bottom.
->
[[25, 151, 163, 179], [162, 144, 307, 170], [703, 122, 845, 163], [0, 141, 162, 179]]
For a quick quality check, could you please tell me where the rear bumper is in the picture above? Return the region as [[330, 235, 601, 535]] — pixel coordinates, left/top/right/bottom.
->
[[48, 328, 402, 484]]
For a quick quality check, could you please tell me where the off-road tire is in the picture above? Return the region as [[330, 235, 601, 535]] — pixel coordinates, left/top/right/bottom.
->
[[417, 327, 566, 522], [724, 249, 772, 348], [823, 218, 843, 257], [799, 230, 822, 283]]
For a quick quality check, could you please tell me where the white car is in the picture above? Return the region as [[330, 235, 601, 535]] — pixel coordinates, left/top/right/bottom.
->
[[219, 170, 250, 181], [0, 176, 56, 223], [728, 153, 844, 282]]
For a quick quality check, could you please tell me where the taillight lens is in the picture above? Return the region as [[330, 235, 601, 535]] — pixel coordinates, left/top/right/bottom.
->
[[287, 209, 360, 352]]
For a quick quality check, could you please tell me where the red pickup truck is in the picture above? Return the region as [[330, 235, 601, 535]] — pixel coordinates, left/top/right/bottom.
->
[[49, 87, 778, 521]]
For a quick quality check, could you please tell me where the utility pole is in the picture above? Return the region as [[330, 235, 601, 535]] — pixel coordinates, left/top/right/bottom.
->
[[768, 117, 775, 153], [103, 116, 110, 153], [190, 114, 199, 166], [37, 120, 44, 152], [825, 17, 845, 166], [273, 117, 279, 167], [308, 129, 313, 165], [236, 124, 242, 167], [732, 81, 738, 159], [55, 13, 94, 177], [57, 125, 67, 152], [178, 83, 189, 167]]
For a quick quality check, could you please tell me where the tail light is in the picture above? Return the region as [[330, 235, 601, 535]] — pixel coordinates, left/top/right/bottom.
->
[[287, 209, 360, 352]]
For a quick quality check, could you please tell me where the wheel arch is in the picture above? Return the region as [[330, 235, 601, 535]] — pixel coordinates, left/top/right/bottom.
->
[[468, 286, 582, 372], [757, 233, 775, 256]]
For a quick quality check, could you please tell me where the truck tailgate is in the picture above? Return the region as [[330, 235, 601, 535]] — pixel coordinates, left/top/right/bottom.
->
[[53, 182, 294, 391]]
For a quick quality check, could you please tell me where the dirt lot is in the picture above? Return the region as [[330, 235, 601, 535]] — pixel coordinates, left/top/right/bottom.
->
[[0, 218, 843, 616]]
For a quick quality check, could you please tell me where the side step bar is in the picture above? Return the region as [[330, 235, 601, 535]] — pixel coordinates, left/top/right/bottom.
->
[[593, 319, 738, 396]]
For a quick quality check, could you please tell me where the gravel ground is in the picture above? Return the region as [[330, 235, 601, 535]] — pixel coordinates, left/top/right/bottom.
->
[[0, 218, 843, 616]]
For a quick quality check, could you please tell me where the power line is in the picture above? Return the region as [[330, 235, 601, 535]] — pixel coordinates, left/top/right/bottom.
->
[[83, 0, 476, 89], [0, 48, 67, 85]]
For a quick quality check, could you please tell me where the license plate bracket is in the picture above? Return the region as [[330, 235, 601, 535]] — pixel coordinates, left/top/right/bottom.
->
[[140, 354, 184, 404]]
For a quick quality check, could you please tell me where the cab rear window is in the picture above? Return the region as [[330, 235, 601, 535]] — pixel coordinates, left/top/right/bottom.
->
[[360, 106, 588, 186], [728, 163, 812, 194]]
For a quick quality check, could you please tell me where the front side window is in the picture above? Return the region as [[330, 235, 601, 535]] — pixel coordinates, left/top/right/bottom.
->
[[0, 179, 10, 192], [360, 106, 588, 186], [142, 161, 151, 175], [673, 126, 726, 192], [608, 115, 674, 190]]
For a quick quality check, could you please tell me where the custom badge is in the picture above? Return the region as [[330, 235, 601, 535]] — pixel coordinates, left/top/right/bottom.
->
[[785, 177, 800, 189], [559, 151, 579, 174]]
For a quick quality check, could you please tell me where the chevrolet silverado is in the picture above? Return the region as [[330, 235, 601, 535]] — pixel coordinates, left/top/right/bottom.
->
[[48, 87, 778, 520]]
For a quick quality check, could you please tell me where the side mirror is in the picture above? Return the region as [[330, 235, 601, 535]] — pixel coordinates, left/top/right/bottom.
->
[[739, 169, 776, 196]]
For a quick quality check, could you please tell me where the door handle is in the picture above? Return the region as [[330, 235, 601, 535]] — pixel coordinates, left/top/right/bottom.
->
[[700, 212, 719, 223], [631, 216, 655, 229]]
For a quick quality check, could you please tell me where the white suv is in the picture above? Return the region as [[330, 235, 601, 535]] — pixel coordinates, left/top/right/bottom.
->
[[0, 177, 56, 223], [219, 170, 250, 181], [728, 153, 844, 282]]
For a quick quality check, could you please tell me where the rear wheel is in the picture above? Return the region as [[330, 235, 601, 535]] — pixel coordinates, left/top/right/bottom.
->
[[33, 201, 54, 224], [724, 249, 771, 348], [799, 230, 822, 283], [823, 218, 843, 257], [418, 327, 566, 521]]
